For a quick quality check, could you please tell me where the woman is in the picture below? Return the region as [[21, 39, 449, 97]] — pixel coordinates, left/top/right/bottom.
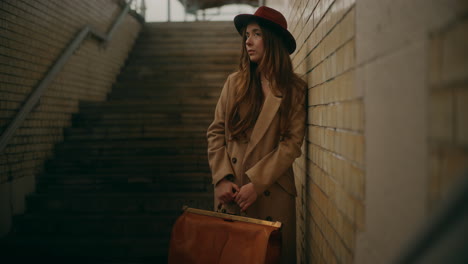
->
[[207, 6, 306, 263]]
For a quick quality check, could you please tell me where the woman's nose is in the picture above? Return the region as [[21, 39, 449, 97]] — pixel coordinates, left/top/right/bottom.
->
[[245, 36, 252, 46]]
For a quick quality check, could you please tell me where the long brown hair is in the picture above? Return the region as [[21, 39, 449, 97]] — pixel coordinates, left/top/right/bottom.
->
[[227, 20, 306, 140]]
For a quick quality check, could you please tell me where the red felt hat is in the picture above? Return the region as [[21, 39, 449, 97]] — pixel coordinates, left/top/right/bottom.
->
[[234, 6, 296, 54]]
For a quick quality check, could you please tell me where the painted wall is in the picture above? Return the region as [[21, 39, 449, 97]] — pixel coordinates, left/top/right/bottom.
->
[[356, 0, 467, 262], [0, 0, 142, 236]]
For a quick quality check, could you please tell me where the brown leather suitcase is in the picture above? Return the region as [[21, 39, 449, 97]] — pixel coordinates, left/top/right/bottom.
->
[[168, 207, 282, 264]]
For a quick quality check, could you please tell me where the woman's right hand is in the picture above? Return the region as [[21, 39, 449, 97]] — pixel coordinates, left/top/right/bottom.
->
[[215, 178, 240, 204]]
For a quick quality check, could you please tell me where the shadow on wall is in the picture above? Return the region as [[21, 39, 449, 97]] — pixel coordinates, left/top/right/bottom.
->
[[394, 170, 468, 264]]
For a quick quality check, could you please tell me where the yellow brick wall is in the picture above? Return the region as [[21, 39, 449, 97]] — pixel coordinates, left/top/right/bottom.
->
[[428, 16, 468, 209], [0, 0, 141, 234], [285, 0, 362, 263]]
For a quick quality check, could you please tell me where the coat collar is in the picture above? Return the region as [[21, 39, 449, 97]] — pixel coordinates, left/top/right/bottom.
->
[[243, 92, 282, 163]]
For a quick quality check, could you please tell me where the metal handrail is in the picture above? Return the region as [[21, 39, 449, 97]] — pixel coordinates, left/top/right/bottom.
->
[[0, 1, 138, 154], [129, 0, 147, 19]]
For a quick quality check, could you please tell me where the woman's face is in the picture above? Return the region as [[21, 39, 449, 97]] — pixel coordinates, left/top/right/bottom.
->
[[245, 23, 265, 63]]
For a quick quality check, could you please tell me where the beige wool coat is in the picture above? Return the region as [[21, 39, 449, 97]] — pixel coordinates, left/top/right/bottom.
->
[[207, 72, 306, 263]]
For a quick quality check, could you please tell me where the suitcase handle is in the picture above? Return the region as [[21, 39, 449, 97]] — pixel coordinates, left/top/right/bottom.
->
[[182, 206, 282, 228]]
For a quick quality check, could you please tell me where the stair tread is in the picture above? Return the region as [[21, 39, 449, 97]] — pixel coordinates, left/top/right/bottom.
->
[[29, 192, 212, 197]]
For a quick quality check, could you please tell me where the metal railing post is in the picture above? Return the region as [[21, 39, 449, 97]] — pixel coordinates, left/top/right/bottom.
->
[[183, 0, 187, 22], [168, 0, 171, 22]]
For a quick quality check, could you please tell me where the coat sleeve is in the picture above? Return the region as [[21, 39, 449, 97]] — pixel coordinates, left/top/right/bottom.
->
[[207, 74, 235, 186], [246, 88, 306, 195]]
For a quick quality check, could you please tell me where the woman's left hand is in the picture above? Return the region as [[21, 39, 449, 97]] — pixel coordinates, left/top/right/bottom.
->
[[234, 183, 258, 212]]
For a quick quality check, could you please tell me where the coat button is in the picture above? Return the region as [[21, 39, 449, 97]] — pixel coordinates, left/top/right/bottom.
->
[[232, 157, 237, 164], [266, 216, 273, 221], [264, 190, 270, 196]]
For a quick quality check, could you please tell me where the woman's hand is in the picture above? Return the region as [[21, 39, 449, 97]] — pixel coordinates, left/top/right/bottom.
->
[[234, 183, 258, 212], [215, 178, 240, 204]]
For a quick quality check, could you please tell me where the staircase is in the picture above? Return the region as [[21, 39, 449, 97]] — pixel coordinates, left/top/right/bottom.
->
[[2, 22, 240, 263]]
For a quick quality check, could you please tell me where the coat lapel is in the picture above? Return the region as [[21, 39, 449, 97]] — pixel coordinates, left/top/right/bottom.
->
[[243, 93, 282, 163]]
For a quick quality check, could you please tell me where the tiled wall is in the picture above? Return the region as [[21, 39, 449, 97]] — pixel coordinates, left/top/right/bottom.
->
[[428, 16, 468, 208], [0, 0, 142, 235], [285, 0, 362, 263]]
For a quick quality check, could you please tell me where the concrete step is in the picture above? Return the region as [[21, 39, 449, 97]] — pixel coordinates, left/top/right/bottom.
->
[[135, 28, 237, 38], [144, 21, 232, 28], [133, 33, 238, 43], [112, 79, 225, 88], [47, 153, 207, 164], [50, 147, 207, 157], [36, 182, 212, 193], [109, 87, 222, 99], [121, 63, 237, 73], [36, 181, 212, 192], [1, 235, 170, 261], [46, 154, 208, 167], [37, 173, 213, 193], [62, 131, 207, 140], [137, 23, 237, 32], [110, 85, 221, 96], [26, 192, 213, 213], [139, 29, 237, 38], [136, 36, 237, 45], [13, 213, 176, 236], [113, 77, 221, 84], [46, 157, 210, 171], [125, 55, 238, 65], [35, 184, 213, 195], [107, 93, 219, 103], [53, 138, 207, 152], [40, 170, 210, 178], [72, 111, 214, 121], [38, 171, 211, 181], [132, 42, 239, 51], [72, 111, 214, 118], [116, 70, 229, 82], [44, 167, 210, 176], [64, 124, 208, 132], [80, 101, 214, 109], [63, 126, 208, 140], [139, 29, 237, 37], [143, 21, 233, 30], [70, 118, 212, 128], [78, 100, 216, 113], [44, 171, 209, 182], [130, 48, 239, 58]]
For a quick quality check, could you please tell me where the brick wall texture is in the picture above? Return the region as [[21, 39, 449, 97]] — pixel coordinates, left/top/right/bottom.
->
[[285, 0, 362, 263], [0, 0, 141, 183]]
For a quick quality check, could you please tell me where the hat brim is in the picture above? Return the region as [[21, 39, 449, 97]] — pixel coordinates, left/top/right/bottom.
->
[[234, 14, 296, 54]]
